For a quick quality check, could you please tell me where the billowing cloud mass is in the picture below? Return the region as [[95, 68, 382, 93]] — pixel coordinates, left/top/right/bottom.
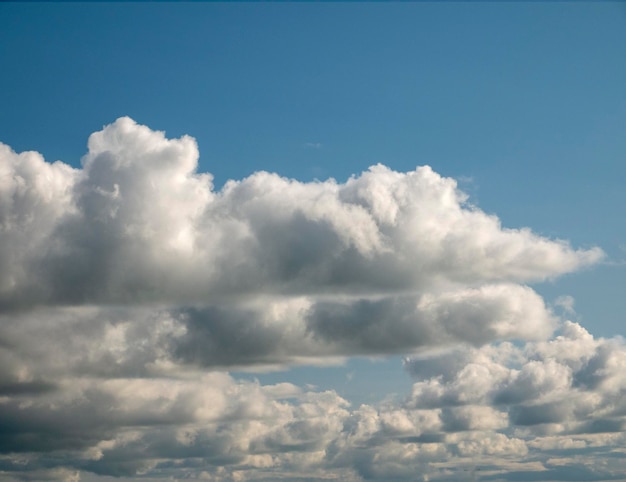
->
[[0, 118, 621, 481]]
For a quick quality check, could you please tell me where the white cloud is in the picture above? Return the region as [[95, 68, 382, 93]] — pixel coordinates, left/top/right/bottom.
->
[[554, 294, 576, 316], [0, 117, 602, 309], [405, 321, 626, 437], [0, 118, 617, 481]]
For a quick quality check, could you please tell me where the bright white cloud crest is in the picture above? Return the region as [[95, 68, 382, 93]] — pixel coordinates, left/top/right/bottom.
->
[[0, 118, 621, 481]]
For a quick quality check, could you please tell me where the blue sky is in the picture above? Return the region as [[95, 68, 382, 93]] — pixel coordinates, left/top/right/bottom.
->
[[2, 2, 625, 334], [1, 3, 625, 481]]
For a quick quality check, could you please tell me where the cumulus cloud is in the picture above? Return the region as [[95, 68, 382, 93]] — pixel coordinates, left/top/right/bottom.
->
[[405, 321, 626, 437], [0, 117, 602, 310], [0, 118, 617, 481]]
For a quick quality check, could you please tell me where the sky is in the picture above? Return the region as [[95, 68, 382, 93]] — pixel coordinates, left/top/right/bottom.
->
[[0, 2, 625, 482]]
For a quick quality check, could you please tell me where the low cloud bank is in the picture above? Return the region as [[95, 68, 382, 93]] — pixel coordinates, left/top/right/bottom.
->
[[2, 323, 626, 482]]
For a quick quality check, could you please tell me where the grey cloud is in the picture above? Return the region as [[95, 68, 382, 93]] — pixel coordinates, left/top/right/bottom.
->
[[0, 381, 56, 396], [572, 342, 624, 390], [1, 328, 626, 481], [0, 286, 554, 381], [306, 284, 555, 355], [405, 321, 626, 438], [481, 463, 626, 482], [574, 418, 626, 434], [171, 304, 313, 367], [510, 401, 572, 426]]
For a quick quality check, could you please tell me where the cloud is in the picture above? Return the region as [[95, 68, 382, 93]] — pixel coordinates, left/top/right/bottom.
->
[[0, 286, 555, 382], [0, 118, 617, 481], [404, 321, 626, 435], [0, 117, 602, 310], [554, 295, 576, 316], [4, 332, 626, 481]]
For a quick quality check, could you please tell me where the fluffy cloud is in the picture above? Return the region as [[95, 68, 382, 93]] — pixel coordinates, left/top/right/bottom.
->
[[0, 118, 618, 481], [405, 321, 626, 440], [0, 117, 599, 364], [4, 322, 626, 481], [0, 117, 601, 310]]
